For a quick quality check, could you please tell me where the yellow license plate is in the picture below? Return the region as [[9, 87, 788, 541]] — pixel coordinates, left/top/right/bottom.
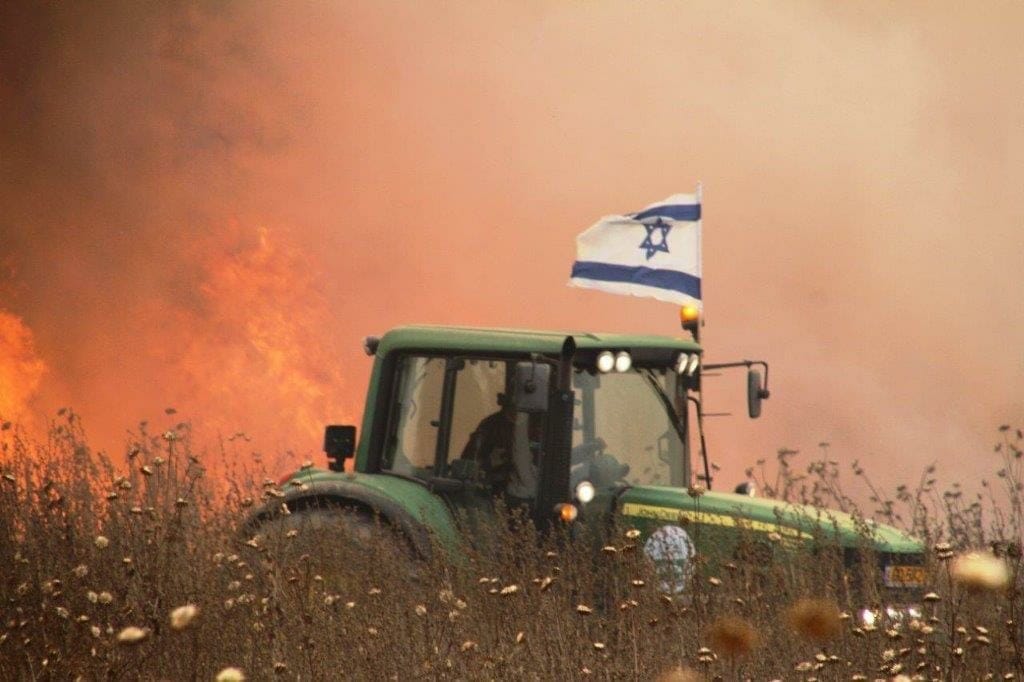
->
[[884, 565, 927, 588]]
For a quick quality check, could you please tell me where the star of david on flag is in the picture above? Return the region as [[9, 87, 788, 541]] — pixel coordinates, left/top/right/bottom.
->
[[569, 190, 702, 307], [639, 218, 672, 259]]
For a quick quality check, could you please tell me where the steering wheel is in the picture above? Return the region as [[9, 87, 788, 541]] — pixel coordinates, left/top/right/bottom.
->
[[590, 452, 631, 488], [570, 439, 630, 488], [571, 438, 606, 464]]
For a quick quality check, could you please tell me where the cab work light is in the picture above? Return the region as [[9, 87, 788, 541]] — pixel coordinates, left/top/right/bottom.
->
[[686, 354, 700, 376], [598, 350, 632, 373], [675, 353, 690, 374], [675, 352, 701, 376], [614, 351, 632, 373]]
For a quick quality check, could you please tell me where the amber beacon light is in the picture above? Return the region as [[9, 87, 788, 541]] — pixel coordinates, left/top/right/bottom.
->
[[679, 305, 700, 338]]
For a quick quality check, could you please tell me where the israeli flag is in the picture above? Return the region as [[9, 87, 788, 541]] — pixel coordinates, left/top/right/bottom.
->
[[569, 192, 702, 307]]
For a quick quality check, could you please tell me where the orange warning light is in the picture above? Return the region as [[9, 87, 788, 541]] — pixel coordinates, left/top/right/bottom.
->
[[680, 305, 701, 337], [555, 503, 579, 523]]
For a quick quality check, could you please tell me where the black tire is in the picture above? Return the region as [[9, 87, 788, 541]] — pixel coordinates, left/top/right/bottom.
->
[[253, 506, 421, 581]]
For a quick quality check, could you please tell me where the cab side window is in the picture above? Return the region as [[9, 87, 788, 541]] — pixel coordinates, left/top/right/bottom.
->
[[449, 359, 507, 464], [449, 359, 543, 504], [383, 356, 444, 476]]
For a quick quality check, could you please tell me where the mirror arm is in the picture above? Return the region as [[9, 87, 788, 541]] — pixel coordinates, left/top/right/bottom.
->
[[703, 359, 770, 397], [754, 360, 770, 397]]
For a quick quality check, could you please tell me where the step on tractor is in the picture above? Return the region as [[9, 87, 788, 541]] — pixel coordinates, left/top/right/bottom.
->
[[249, 310, 925, 617]]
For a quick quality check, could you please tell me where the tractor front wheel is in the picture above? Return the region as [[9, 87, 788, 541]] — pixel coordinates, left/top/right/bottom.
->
[[251, 506, 421, 582]]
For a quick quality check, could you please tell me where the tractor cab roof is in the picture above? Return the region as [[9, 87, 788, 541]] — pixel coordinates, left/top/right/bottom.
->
[[375, 325, 702, 357]]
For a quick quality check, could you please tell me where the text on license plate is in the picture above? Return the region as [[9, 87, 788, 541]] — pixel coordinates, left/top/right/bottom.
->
[[884, 565, 927, 588]]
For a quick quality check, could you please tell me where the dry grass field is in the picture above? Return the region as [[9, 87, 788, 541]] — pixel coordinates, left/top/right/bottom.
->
[[1, 412, 1022, 680]]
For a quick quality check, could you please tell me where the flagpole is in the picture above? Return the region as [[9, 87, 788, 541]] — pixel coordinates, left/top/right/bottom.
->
[[695, 181, 703, 343], [693, 181, 709, 488]]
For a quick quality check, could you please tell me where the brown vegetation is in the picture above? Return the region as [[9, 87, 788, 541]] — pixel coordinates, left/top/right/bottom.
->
[[1, 412, 1023, 679], [786, 598, 843, 643]]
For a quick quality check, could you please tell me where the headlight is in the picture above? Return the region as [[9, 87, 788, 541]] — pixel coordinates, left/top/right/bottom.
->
[[614, 351, 632, 373], [596, 351, 615, 373], [575, 480, 596, 504], [686, 354, 700, 376], [858, 608, 877, 627]]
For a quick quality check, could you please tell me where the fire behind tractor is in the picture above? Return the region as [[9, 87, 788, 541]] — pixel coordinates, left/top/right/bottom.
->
[[248, 310, 925, 618]]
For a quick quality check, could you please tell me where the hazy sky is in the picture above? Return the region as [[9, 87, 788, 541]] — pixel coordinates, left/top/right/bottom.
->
[[1, 1, 1021, 492]]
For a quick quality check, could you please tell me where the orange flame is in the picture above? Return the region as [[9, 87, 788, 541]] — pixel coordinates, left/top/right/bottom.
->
[[160, 222, 353, 462], [0, 310, 47, 427]]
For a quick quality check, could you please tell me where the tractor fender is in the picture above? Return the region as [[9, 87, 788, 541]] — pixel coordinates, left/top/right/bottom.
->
[[244, 481, 433, 560]]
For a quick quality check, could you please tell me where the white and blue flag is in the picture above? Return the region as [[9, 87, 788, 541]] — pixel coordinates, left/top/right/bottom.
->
[[569, 192, 702, 307]]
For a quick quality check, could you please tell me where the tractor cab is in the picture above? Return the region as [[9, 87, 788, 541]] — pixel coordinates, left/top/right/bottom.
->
[[321, 324, 767, 533]]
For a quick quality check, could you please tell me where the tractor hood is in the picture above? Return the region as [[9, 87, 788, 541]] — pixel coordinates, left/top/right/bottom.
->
[[617, 486, 922, 554]]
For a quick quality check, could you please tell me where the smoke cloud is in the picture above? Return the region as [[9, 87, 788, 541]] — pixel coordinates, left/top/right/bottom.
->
[[1, 1, 1021, 489]]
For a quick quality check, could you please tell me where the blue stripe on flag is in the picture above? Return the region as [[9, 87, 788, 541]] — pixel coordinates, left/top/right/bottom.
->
[[571, 261, 701, 299], [631, 203, 701, 222]]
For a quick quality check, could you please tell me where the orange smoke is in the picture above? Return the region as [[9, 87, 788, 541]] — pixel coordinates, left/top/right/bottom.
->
[[0, 310, 47, 427], [0, 1, 1021, 497]]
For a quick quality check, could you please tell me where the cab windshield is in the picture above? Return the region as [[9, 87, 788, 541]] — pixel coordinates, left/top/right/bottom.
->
[[571, 367, 688, 491]]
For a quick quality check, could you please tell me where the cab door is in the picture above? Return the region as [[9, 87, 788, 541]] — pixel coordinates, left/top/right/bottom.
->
[[378, 353, 545, 542]]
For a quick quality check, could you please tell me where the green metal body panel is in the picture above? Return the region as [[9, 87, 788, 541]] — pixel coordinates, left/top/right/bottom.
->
[[617, 486, 921, 555], [374, 325, 701, 357]]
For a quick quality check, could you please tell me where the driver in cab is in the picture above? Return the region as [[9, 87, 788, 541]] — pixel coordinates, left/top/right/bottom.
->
[[459, 390, 542, 506]]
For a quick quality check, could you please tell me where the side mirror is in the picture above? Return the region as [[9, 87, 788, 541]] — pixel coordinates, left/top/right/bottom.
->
[[747, 369, 769, 419], [513, 361, 550, 413], [324, 424, 356, 471]]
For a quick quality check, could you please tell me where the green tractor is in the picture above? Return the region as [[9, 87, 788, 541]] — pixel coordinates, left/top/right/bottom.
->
[[249, 323, 924, 616]]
